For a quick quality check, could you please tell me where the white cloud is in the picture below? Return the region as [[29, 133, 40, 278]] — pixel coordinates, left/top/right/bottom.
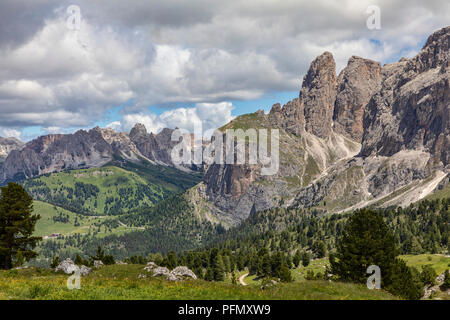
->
[[0, 0, 449, 134], [0, 128, 21, 139], [121, 102, 234, 136], [105, 121, 122, 131], [43, 126, 62, 134]]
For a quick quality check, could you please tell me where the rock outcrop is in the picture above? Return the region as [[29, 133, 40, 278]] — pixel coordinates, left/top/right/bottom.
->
[[129, 125, 177, 166], [0, 137, 23, 162], [361, 26, 449, 167], [0, 129, 114, 183], [301, 51, 337, 139], [141, 262, 197, 281], [333, 56, 382, 142], [54, 258, 92, 276], [269, 98, 305, 136]]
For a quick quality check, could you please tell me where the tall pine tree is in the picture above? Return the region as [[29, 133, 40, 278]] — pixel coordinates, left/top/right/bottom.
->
[[0, 183, 41, 269], [330, 208, 398, 286]]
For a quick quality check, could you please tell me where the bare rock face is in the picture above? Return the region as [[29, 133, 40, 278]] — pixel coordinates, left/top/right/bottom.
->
[[204, 163, 259, 199], [269, 98, 305, 136], [171, 266, 198, 280], [142, 263, 197, 281], [0, 137, 23, 162], [0, 128, 115, 183], [0, 129, 115, 183], [54, 258, 91, 276], [360, 26, 449, 167], [129, 124, 178, 166], [333, 56, 382, 142], [93, 127, 144, 161], [301, 51, 337, 139]]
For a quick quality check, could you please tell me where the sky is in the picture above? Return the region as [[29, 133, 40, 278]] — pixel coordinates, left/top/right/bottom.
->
[[0, 0, 449, 141]]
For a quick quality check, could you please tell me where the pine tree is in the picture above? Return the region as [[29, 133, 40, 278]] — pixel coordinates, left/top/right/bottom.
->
[[165, 251, 178, 269], [312, 240, 327, 258], [259, 254, 272, 278], [441, 269, 450, 290], [210, 249, 225, 281], [205, 267, 215, 281], [279, 264, 292, 282], [301, 251, 310, 267], [387, 259, 423, 300], [292, 250, 301, 268], [420, 265, 437, 286], [74, 254, 83, 265], [50, 256, 60, 269], [0, 183, 41, 269], [330, 209, 398, 286]]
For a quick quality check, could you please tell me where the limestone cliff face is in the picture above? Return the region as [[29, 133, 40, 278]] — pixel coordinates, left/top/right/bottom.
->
[[129, 124, 178, 166], [360, 26, 449, 168], [0, 137, 23, 162], [301, 51, 337, 139], [268, 98, 305, 136], [0, 129, 115, 183], [333, 56, 382, 142]]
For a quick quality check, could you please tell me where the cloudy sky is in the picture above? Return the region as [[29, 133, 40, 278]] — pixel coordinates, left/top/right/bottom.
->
[[0, 0, 448, 140]]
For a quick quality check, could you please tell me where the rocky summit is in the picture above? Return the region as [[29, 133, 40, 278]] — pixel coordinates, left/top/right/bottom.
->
[[0, 137, 23, 163]]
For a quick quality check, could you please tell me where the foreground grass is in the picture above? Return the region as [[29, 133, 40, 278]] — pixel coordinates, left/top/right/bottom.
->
[[0, 265, 396, 300]]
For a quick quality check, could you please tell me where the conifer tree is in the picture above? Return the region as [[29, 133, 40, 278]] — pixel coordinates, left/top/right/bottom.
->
[[0, 183, 41, 269], [330, 209, 398, 286]]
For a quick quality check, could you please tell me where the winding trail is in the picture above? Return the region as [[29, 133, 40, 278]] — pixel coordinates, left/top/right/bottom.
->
[[239, 273, 249, 286]]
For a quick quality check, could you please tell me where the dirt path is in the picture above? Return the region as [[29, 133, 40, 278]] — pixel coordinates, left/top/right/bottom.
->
[[239, 273, 249, 286]]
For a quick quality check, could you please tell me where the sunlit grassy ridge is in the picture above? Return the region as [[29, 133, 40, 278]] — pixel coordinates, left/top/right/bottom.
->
[[23, 166, 166, 215], [33, 201, 139, 239]]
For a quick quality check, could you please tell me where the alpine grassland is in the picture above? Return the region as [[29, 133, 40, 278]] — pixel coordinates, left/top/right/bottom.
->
[[0, 264, 397, 300]]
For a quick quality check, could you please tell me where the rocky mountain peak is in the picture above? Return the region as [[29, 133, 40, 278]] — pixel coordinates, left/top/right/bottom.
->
[[360, 26, 449, 167], [301, 51, 337, 138], [129, 123, 148, 140], [333, 56, 382, 142], [268, 98, 305, 136], [0, 137, 24, 162], [411, 26, 449, 73]]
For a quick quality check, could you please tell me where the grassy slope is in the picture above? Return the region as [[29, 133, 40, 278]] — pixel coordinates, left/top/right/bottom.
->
[[33, 201, 142, 238], [402, 254, 450, 274], [0, 265, 396, 300], [24, 166, 165, 215], [110, 159, 202, 193]]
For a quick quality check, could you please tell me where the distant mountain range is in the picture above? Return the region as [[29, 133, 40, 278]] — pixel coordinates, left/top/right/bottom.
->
[[1, 26, 448, 227]]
